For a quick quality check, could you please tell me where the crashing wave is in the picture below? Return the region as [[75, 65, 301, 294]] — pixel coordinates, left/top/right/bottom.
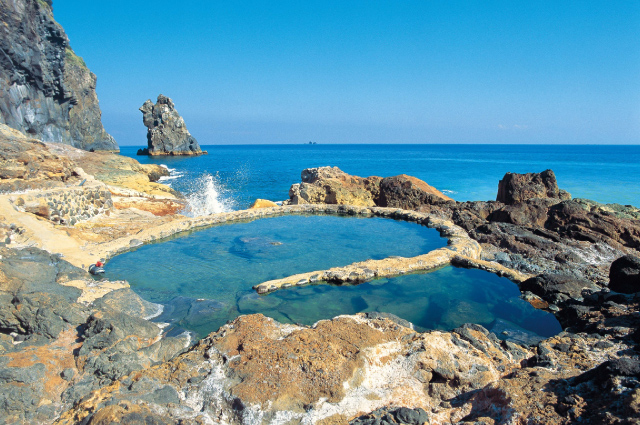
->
[[182, 172, 236, 216]]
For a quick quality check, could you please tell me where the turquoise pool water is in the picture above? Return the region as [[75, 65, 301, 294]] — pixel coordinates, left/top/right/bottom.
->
[[105, 214, 561, 342]]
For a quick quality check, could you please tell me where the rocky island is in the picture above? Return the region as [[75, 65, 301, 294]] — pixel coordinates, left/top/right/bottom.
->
[[137, 95, 206, 156]]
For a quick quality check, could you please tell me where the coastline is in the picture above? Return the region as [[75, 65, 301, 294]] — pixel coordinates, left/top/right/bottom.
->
[[1, 129, 639, 424]]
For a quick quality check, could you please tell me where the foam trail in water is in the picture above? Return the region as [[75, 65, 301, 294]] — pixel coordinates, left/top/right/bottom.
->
[[183, 172, 236, 216]]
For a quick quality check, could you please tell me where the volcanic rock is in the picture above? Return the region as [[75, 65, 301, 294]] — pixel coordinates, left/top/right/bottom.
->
[[0, 0, 117, 151], [609, 255, 640, 293], [287, 166, 451, 208], [378, 174, 453, 208], [139, 94, 205, 156], [546, 199, 640, 249], [520, 273, 600, 303], [496, 169, 570, 204]]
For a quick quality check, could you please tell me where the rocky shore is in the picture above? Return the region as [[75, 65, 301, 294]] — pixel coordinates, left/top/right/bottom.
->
[[1, 127, 639, 424]]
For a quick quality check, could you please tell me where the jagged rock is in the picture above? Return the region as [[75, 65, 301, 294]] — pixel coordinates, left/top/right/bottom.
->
[[139, 94, 205, 156], [0, 0, 117, 151], [520, 273, 600, 303], [288, 166, 380, 206], [609, 255, 640, 293], [546, 199, 640, 249], [496, 169, 570, 204], [287, 166, 451, 208], [350, 406, 429, 425], [486, 197, 559, 227], [58, 314, 534, 424], [378, 174, 453, 208]]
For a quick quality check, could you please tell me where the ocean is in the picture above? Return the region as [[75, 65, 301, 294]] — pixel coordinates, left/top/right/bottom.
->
[[120, 144, 640, 213]]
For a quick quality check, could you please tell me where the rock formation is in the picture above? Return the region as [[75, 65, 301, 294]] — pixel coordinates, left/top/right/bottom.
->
[[496, 169, 570, 204], [287, 166, 452, 207], [138, 94, 205, 156], [609, 254, 640, 294], [0, 0, 118, 152], [1, 139, 640, 425]]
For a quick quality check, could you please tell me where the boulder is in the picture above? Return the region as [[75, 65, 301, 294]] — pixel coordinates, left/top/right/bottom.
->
[[249, 199, 279, 209], [609, 255, 640, 294], [520, 273, 600, 302], [496, 170, 570, 205], [139, 94, 205, 156], [287, 167, 452, 209], [487, 198, 558, 227], [378, 174, 453, 209], [288, 166, 380, 206]]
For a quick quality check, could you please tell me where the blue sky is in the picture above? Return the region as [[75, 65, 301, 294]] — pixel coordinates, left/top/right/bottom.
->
[[53, 1, 640, 145]]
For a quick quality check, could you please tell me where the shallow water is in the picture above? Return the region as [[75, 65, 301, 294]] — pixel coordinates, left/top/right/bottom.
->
[[106, 214, 561, 342]]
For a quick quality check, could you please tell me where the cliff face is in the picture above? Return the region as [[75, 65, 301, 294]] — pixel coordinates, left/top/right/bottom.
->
[[139, 94, 205, 156], [0, 0, 118, 152]]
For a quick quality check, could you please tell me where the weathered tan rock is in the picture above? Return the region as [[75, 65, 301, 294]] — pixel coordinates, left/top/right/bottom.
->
[[56, 314, 535, 425], [287, 167, 453, 210], [288, 166, 381, 206], [249, 198, 279, 209]]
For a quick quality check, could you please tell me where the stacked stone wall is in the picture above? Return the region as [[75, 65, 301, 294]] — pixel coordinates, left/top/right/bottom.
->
[[12, 187, 113, 225]]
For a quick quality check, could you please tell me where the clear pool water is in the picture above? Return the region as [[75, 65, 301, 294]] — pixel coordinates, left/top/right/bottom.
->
[[105, 214, 561, 342]]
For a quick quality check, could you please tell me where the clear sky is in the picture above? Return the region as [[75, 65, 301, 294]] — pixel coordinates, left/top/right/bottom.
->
[[53, 1, 640, 145]]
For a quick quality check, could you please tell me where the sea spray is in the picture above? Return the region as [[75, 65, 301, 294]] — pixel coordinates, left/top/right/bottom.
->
[[183, 172, 236, 216]]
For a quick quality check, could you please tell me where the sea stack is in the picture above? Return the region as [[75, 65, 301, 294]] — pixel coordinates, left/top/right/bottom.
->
[[138, 94, 206, 156]]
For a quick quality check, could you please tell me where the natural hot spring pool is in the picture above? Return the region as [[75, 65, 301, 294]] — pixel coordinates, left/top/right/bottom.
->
[[105, 214, 561, 343]]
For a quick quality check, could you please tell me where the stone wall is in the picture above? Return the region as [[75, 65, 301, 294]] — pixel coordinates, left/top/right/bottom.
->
[[12, 187, 113, 225]]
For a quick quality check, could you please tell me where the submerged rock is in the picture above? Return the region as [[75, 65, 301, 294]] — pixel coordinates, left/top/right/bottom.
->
[[0, 0, 118, 152], [139, 94, 205, 156]]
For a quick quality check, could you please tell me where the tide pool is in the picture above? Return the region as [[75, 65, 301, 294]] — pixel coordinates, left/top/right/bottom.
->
[[105, 214, 560, 342]]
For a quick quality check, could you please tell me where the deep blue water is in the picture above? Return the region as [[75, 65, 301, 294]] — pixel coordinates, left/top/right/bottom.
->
[[106, 215, 560, 342], [120, 144, 640, 210]]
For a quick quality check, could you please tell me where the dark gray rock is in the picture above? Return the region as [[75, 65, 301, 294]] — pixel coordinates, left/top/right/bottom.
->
[[520, 273, 600, 302], [363, 312, 414, 330], [350, 406, 429, 425], [92, 288, 161, 320], [139, 94, 205, 156], [0, 0, 118, 151], [609, 255, 640, 294]]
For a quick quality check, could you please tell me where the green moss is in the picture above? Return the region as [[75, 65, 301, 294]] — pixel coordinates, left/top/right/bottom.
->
[[36, 0, 51, 10], [65, 47, 88, 70]]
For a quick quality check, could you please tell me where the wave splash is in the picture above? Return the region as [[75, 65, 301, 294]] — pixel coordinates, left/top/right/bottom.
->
[[183, 172, 236, 216]]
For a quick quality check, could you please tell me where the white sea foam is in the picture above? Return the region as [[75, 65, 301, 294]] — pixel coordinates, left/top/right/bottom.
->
[[183, 172, 236, 217], [442, 189, 458, 195], [158, 173, 184, 182]]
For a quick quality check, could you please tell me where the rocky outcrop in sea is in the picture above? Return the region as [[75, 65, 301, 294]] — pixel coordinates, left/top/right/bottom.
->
[[0, 0, 118, 152], [138, 94, 206, 156]]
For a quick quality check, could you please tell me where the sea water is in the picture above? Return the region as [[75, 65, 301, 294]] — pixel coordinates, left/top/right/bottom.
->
[[120, 144, 640, 212], [105, 215, 561, 342]]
